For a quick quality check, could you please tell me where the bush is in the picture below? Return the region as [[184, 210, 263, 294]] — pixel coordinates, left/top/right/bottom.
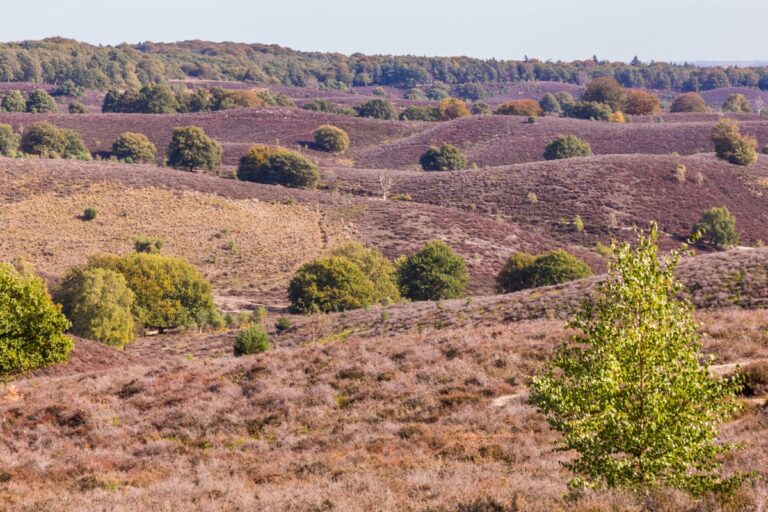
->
[[670, 93, 708, 113], [288, 256, 375, 313], [275, 316, 291, 332], [722, 93, 751, 113], [238, 147, 320, 189], [329, 242, 401, 305], [554, 91, 576, 110], [82, 208, 97, 221], [437, 98, 469, 120], [20, 122, 91, 160], [112, 132, 157, 163], [256, 90, 294, 107], [425, 86, 451, 101], [739, 361, 768, 397], [452, 83, 485, 101], [0, 262, 72, 377], [400, 105, 439, 121], [566, 101, 613, 121], [167, 126, 222, 172], [57, 268, 135, 348], [539, 93, 562, 115], [1, 90, 26, 112], [68, 101, 87, 114], [134, 235, 164, 254], [420, 143, 467, 171], [581, 76, 625, 112], [233, 324, 271, 356], [302, 99, 336, 112], [693, 206, 739, 250], [0, 124, 19, 157], [313, 124, 350, 153], [543, 135, 593, 160], [495, 99, 542, 116], [354, 99, 397, 120], [84, 253, 218, 332], [496, 252, 537, 293], [471, 102, 491, 115], [624, 89, 660, 115], [526, 250, 592, 287], [711, 118, 757, 166], [26, 90, 57, 113], [404, 88, 427, 100], [396, 240, 468, 301]]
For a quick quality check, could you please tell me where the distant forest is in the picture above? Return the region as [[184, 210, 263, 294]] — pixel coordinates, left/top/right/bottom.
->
[[2, 37, 768, 91]]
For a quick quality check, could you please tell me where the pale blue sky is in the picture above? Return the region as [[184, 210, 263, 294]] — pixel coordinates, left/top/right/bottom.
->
[[4, 0, 766, 62]]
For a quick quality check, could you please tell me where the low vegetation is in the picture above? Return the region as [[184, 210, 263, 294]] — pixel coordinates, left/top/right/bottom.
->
[[710, 118, 757, 166], [396, 240, 468, 301], [543, 135, 593, 160], [497, 250, 592, 292], [111, 132, 157, 163], [420, 143, 467, 171], [19, 121, 91, 160], [237, 145, 320, 189], [313, 124, 350, 153]]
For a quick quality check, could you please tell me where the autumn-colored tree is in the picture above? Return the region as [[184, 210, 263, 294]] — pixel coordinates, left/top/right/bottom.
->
[[495, 99, 543, 116], [624, 89, 660, 115], [581, 76, 625, 111], [437, 97, 470, 120], [711, 118, 757, 166], [722, 93, 751, 113], [670, 93, 707, 113]]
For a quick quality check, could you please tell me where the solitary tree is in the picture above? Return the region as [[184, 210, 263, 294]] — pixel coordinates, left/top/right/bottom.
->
[[581, 77, 625, 112], [544, 135, 592, 160], [711, 118, 757, 166], [624, 90, 660, 115], [167, 126, 222, 172], [670, 93, 707, 113], [25, 89, 57, 113], [437, 97, 470, 120], [693, 206, 739, 250], [112, 132, 157, 163], [539, 93, 562, 116], [722, 93, 751, 113], [530, 225, 743, 496], [313, 124, 350, 153], [288, 256, 375, 313], [420, 143, 467, 171], [397, 240, 468, 301]]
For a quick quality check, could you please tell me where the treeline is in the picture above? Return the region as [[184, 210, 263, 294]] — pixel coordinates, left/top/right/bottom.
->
[[3, 38, 768, 91]]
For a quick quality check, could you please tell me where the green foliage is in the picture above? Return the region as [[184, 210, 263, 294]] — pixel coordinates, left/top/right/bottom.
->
[[0, 124, 20, 157], [722, 93, 751, 113], [68, 101, 87, 114], [539, 93, 562, 115], [497, 250, 591, 292], [233, 324, 271, 356], [496, 252, 537, 293], [581, 76, 625, 111], [420, 143, 467, 171], [133, 235, 164, 254], [396, 240, 469, 301], [452, 82, 485, 101], [288, 256, 375, 313], [167, 126, 222, 172], [554, 91, 576, 110], [711, 118, 757, 166], [693, 206, 739, 250], [543, 135, 593, 160], [1, 90, 26, 112], [57, 268, 135, 348], [403, 88, 427, 100], [238, 146, 320, 189], [0, 262, 72, 377], [25, 89, 57, 113], [530, 225, 744, 496], [329, 242, 401, 305], [275, 316, 291, 332], [112, 132, 157, 163], [313, 124, 350, 153], [84, 253, 218, 331], [256, 89, 295, 107], [470, 101, 491, 115], [425, 85, 451, 100], [670, 93, 708, 113], [19, 122, 91, 160], [354, 98, 397, 120], [566, 101, 613, 121], [399, 105, 439, 121], [302, 99, 336, 112], [82, 208, 97, 221]]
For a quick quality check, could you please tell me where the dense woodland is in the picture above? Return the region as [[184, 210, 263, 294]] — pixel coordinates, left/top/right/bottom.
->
[[3, 37, 768, 91]]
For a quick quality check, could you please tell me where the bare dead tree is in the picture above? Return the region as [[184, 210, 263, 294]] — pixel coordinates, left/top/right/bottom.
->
[[378, 171, 393, 201]]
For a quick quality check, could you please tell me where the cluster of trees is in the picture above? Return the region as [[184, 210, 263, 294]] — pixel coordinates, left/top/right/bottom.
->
[[0, 121, 91, 160], [4, 38, 768, 91], [102, 84, 294, 113], [1, 89, 57, 113]]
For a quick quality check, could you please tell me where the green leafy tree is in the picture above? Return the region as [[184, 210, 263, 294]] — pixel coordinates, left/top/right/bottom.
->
[[288, 256, 375, 313], [329, 242, 401, 304], [137, 83, 180, 113], [566, 101, 613, 121], [313, 124, 350, 153], [693, 206, 739, 250], [20, 122, 91, 160], [397, 240, 468, 301], [0, 262, 73, 377], [112, 132, 157, 163], [544, 135, 593, 160], [420, 143, 467, 171], [530, 225, 743, 496], [711, 118, 757, 166], [1, 90, 26, 112], [57, 268, 135, 349], [671, 93, 708, 113], [539, 93, 562, 115], [527, 249, 592, 287], [25, 89, 57, 113], [167, 126, 222, 172], [496, 252, 537, 293], [400, 105, 440, 121], [581, 76, 625, 112], [722, 93, 751, 113], [233, 324, 271, 356], [238, 147, 320, 189], [354, 98, 397, 120], [554, 92, 576, 111], [0, 124, 20, 157]]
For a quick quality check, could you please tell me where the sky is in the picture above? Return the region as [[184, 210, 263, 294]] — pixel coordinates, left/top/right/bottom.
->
[[3, 0, 767, 63]]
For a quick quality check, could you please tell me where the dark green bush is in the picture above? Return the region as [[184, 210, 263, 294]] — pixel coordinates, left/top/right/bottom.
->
[[425, 86, 451, 101], [420, 143, 467, 171], [539, 93, 562, 115], [400, 105, 439, 121], [233, 324, 271, 356], [543, 135, 593, 160], [288, 256, 375, 313], [396, 241, 468, 301], [68, 101, 87, 114], [275, 316, 292, 332], [496, 252, 537, 293], [0, 124, 19, 157], [313, 124, 350, 153], [238, 147, 320, 189], [134, 235, 164, 254], [167, 126, 222, 172], [0, 262, 73, 377], [20, 122, 91, 160], [82, 208, 97, 221], [566, 101, 613, 120], [693, 206, 739, 250], [112, 132, 157, 163], [581, 76, 625, 112], [526, 250, 592, 287], [1, 90, 26, 112], [354, 99, 397, 120], [26, 90, 57, 113], [711, 118, 757, 166], [452, 83, 485, 101]]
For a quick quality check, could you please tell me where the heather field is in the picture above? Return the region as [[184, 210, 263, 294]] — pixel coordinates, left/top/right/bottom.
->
[[3, 65, 768, 512]]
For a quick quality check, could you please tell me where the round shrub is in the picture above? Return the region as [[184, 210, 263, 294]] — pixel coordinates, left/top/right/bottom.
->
[[57, 268, 135, 349], [68, 101, 87, 114], [396, 240, 469, 301], [275, 316, 291, 332], [452, 83, 485, 101], [711, 118, 757, 166], [288, 256, 375, 313], [236, 144, 280, 180], [566, 101, 613, 121], [313, 124, 350, 153], [400, 105, 439, 121], [82, 208, 97, 221], [543, 135, 593, 160], [437, 98, 470, 121], [420, 143, 467, 171], [0, 262, 73, 377], [167, 126, 222, 171], [354, 99, 397, 120], [670, 93, 707, 113], [471, 102, 491, 115], [84, 253, 219, 332], [526, 250, 592, 288], [693, 206, 738, 250], [404, 88, 427, 100], [20, 122, 91, 160], [624, 90, 660, 115], [722, 93, 751, 113], [0, 124, 20, 157], [581, 76, 625, 112], [238, 147, 320, 189], [495, 100, 542, 116], [539, 93, 562, 116], [134, 235, 164, 254], [554, 92, 576, 111], [233, 324, 271, 356], [496, 252, 537, 293], [26, 90, 57, 113], [112, 132, 157, 163], [329, 242, 401, 305], [425, 86, 451, 101], [1, 90, 26, 112]]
